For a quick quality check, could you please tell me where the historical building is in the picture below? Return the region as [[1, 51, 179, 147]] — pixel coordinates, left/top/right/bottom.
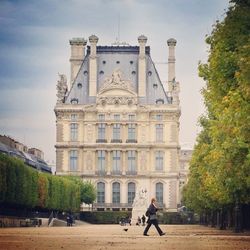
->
[[0, 135, 51, 173], [54, 35, 181, 211]]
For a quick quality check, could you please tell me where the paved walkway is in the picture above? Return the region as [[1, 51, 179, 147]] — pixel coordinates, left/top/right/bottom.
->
[[0, 224, 249, 250]]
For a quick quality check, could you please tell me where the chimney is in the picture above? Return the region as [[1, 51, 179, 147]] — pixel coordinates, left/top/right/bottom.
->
[[69, 38, 87, 87], [138, 35, 147, 97], [167, 38, 179, 105], [167, 38, 177, 90], [89, 35, 99, 97]]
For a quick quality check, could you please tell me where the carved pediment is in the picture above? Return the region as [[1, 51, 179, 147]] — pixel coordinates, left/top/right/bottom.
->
[[97, 69, 137, 106], [98, 69, 136, 96]]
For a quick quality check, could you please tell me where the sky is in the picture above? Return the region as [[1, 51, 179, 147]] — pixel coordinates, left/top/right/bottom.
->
[[0, 0, 230, 163]]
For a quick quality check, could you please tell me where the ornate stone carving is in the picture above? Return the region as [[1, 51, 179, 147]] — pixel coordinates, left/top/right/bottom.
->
[[140, 151, 147, 170], [56, 74, 68, 104], [86, 124, 93, 142], [99, 69, 134, 92], [97, 96, 137, 106]]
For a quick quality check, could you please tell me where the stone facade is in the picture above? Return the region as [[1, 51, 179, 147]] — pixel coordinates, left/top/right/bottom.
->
[[54, 35, 181, 211]]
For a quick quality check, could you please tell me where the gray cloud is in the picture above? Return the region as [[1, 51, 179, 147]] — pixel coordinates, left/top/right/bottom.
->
[[0, 0, 230, 161]]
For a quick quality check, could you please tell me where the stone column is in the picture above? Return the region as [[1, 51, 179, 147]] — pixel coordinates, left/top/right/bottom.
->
[[69, 38, 87, 87], [138, 35, 147, 97], [89, 35, 98, 97]]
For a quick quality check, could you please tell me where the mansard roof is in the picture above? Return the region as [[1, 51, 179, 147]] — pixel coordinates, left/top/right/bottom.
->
[[65, 45, 171, 105]]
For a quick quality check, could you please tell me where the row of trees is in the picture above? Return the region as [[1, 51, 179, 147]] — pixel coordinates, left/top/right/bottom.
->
[[0, 153, 96, 212], [182, 0, 250, 231]]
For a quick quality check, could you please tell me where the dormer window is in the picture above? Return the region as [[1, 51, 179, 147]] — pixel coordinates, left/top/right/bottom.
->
[[156, 99, 164, 105], [153, 83, 158, 89], [84, 71, 88, 76], [130, 61, 133, 64], [132, 71, 136, 75], [148, 71, 152, 76], [102, 60, 106, 64], [71, 98, 79, 104], [77, 83, 82, 88], [99, 71, 104, 75], [116, 61, 120, 64]]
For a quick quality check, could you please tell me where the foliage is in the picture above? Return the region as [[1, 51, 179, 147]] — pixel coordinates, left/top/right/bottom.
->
[[0, 153, 96, 212], [183, 0, 250, 213]]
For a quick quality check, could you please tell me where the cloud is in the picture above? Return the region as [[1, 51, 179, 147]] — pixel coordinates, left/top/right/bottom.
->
[[0, 0, 230, 160]]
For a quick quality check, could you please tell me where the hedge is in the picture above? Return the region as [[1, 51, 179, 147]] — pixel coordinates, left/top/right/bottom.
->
[[0, 153, 94, 212]]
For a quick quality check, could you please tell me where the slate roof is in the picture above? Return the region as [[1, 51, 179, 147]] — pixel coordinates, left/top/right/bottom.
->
[[65, 45, 171, 105]]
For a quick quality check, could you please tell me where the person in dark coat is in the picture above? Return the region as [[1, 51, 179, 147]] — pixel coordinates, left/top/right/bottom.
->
[[143, 198, 166, 236]]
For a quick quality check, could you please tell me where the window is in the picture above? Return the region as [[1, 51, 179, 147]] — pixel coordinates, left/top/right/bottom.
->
[[70, 123, 78, 141], [97, 182, 105, 203], [98, 114, 105, 121], [71, 114, 77, 121], [127, 151, 136, 173], [156, 183, 163, 204], [156, 99, 164, 104], [112, 182, 120, 203], [69, 150, 78, 171], [155, 151, 164, 171], [128, 114, 135, 121], [114, 114, 120, 121], [128, 182, 136, 204], [128, 124, 136, 140], [97, 150, 105, 172], [156, 124, 163, 142], [98, 124, 105, 140], [112, 151, 121, 174], [156, 114, 162, 121], [70, 98, 78, 104], [77, 83, 82, 88], [113, 124, 120, 140]]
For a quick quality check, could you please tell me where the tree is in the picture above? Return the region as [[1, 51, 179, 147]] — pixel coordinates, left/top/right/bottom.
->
[[183, 0, 250, 221]]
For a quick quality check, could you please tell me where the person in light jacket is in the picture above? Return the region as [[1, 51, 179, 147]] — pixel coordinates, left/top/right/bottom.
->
[[143, 198, 166, 236]]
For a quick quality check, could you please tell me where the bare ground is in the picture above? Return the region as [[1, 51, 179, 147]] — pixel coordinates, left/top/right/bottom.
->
[[0, 224, 250, 250]]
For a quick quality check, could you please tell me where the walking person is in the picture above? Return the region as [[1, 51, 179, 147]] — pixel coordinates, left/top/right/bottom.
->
[[143, 198, 166, 236]]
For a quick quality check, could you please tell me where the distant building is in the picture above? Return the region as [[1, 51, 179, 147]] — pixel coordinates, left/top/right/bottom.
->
[[28, 148, 44, 160], [178, 149, 193, 203], [55, 35, 181, 211], [0, 135, 51, 174]]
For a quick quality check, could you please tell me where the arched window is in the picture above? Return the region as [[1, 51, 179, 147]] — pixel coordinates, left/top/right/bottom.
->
[[97, 182, 105, 204], [112, 182, 120, 203], [128, 182, 136, 204], [156, 182, 163, 205]]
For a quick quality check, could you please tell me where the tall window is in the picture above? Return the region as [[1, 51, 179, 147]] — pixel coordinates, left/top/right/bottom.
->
[[114, 114, 120, 121], [70, 123, 78, 141], [155, 151, 164, 171], [112, 151, 121, 174], [98, 123, 105, 140], [69, 150, 78, 171], [156, 182, 163, 204], [156, 114, 163, 121], [128, 114, 136, 121], [127, 150, 136, 173], [71, 114, 77, 121], [97, 150, 105, 172], [128, 182, 136, 204], [156, 124, 163, 142], [113, 124, 120, 140], [112, 182, 120, 203], [98, 114, 105, 121], [97, 182, 105, 203], [128, 124, 136, 140]]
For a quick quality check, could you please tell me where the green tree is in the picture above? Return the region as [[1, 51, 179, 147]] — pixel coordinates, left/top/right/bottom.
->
[[183, 0, 250, 214]]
